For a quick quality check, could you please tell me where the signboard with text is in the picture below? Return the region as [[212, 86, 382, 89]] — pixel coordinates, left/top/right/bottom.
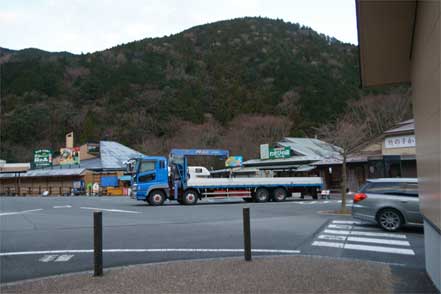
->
[[385, 135, 416, 149], [33, 149, 52, 168], [260, 145, 291, 160], [60, 147, 80, 165], [269, 147, 291, 159]]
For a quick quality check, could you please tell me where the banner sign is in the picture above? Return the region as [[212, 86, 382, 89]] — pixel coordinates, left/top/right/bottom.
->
[[385, 135, 416, 149], [60, 147, 80, 165], [225, 156, 243, 167], [260, 144, 291, 160], [269, 147, 291, 159], [87, 143, 100, 154], [33, 149, 52, 168]]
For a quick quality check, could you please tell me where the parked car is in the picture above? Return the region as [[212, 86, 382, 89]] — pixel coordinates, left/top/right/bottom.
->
[[352, 178, 422, 231]]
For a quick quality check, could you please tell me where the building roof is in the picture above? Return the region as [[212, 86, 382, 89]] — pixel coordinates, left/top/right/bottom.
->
[[243, 156, 316, 166], [279, 138, 341, 160], [243, 138, 341, 168], [0, 163, 31, 173], [0, 168, 86, 179], [384, 120, 415, 134], [77, 157, 103, 170], [100, 141, 144, 170], [313, 155, 368, 166]]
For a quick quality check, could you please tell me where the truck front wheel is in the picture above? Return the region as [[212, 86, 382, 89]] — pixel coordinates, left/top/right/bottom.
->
[[149, 190, 165, 206], [254, 188, 270, 203], [183, 190, 198, 205]]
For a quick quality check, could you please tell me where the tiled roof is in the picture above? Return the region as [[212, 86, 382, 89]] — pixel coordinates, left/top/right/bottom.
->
[[99, 141, 144, 169]]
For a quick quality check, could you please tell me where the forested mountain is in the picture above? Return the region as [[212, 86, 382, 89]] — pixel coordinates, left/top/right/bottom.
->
[[1, 17, 383, 161]]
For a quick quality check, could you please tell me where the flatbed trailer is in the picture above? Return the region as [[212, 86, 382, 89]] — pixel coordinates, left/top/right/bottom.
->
[[129, 149, 323, 206]]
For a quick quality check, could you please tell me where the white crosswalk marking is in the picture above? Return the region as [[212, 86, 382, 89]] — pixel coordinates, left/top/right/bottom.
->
[[39, 254, 74, 262], [323, 229, 407, 239], [312, 241, 415, 255], [328, 224, 353, 229], [332, 220, 361, 225], [344, 244, 414, 255], [318, 234, 347, 241], [312, 241, 344, 248], [55, 254, 74, 262], [327, 224, 378, 230], [346, 236, 410, 246], [311, 219, 415, 256], [39, 255, 57, 262]]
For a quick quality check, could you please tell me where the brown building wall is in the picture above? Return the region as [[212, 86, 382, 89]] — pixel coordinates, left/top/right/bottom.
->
[[411, 0, 441, 230]]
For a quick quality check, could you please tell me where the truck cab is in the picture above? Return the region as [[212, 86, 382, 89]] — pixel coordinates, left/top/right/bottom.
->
[[131, 156, 169, 204]]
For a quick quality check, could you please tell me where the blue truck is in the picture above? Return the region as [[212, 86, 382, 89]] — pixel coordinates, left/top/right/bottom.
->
[[129, 149, 323, 206]]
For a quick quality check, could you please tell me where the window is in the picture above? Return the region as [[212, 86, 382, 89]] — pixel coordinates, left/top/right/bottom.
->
[[159, 160, 165, 169], [363, 182, 403, 195], [139, 161, 155, 173], [139, 174, 156, 183], [362, 182, 418, 197], [195, 168, 203, 173], [402, 183, 419, 197]]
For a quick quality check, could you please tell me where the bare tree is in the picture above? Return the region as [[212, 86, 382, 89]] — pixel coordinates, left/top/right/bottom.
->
[[316, 119, 368, 212], [316, 92, 412, 213]]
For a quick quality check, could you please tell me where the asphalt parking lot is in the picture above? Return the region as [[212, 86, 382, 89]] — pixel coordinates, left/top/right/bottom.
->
[[0, 196, 426, 284]]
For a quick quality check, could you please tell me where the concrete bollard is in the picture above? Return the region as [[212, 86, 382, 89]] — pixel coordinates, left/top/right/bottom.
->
[[93, 211, 103, 276], [243, 207, 252, 261]]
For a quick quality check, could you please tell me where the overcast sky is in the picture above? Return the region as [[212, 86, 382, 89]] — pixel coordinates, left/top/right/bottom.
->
[[1, 0, 358, 54]]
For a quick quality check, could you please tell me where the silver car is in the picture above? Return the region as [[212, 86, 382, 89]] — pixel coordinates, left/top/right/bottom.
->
[[351, 178, 422, 231]]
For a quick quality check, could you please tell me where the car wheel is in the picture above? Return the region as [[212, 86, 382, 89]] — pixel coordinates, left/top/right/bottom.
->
[[183, 190, 198, 205], [254, 188, 270, 203], [272, 188, 287, 202], [378, 209, 403, 231], [149, 190, 165, 206]]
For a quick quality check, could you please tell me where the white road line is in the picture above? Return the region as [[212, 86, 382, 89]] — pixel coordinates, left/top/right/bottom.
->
[[318, 234, 347, 241], [39, 255, 58, 262], [323, 201, 330, 204], [347, 236, 411, 246], [0, 248, 300, 257], [312, 241, 415, 255], [79, 207, 141, 214], [55, 254, 74, 262], [332, 220, 362, 225], [323, 229, 407, 239], [0, 209, 43, 216], [53, 205, 72, 209]]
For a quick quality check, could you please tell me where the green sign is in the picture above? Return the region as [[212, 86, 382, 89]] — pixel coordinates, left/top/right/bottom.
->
[[269, 147, 291, 159], [34, 149, 53, 168]]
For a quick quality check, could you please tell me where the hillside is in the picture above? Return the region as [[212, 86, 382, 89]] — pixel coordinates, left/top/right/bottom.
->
[[1, 17, 364, 161]]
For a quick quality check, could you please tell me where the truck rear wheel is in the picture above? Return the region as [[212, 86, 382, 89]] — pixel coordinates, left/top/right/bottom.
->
[[272, 188, 287, 202], [254, 188, 270, 203], [183, 190, 198, 205], [149, 190, 165, 206]]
